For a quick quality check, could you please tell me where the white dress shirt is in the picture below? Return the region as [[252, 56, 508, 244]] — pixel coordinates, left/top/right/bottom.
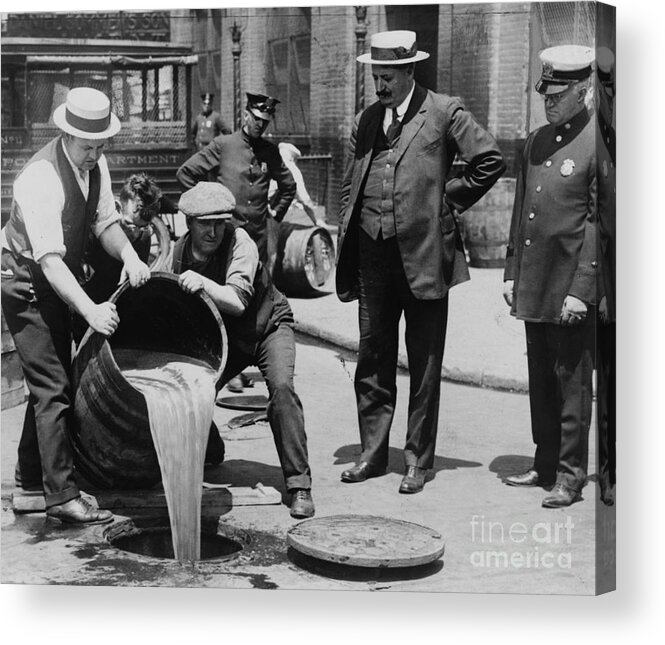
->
[[382, 82, 416, 134], [5, 138, 119, 262]]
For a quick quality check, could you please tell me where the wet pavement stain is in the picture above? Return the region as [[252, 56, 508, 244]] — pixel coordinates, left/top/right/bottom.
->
[[56, 519, 292, 588], [226, 572, 278, 590]]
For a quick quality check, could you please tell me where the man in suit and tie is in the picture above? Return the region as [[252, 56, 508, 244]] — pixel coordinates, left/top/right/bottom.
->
[[336, 30, 505, 494]]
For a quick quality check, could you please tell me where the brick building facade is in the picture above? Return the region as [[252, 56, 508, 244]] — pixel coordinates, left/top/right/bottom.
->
[[183, 2, 611, 264]]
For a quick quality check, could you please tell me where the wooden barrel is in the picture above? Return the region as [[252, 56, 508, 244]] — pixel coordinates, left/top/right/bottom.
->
[[71, 272, 227, 489], [461, 179, 514, 269], [273, 223, 335, 296], [1, 309, 26, 410]]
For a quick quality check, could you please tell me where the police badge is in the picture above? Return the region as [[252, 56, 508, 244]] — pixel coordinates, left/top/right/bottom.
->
[[560, 159, 575, 176]]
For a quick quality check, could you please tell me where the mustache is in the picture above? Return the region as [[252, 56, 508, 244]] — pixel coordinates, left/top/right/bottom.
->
[[376, 91, 391, 98]]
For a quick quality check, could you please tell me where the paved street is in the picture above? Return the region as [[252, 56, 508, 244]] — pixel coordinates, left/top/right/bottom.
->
[[1, 327, 612, 593]]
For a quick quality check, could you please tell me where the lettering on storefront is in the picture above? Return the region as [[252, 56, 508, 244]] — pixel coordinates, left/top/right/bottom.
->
[[1, 131, 28, 149], [105, 153, 185, 168], [5, 12, 170, 41]]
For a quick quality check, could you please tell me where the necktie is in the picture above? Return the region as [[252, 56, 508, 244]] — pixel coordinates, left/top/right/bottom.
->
[[385, 108, 401, 145]]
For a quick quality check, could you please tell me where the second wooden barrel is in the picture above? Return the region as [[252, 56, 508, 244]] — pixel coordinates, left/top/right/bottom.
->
[[72, 272, 227, 489], [273, 223, 335, 296]]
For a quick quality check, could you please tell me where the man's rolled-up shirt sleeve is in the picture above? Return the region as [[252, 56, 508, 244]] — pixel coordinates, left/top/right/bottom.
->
[[12, 160, 67, 262], [91, 155, 121, 237], [225, 227, 258, 308]]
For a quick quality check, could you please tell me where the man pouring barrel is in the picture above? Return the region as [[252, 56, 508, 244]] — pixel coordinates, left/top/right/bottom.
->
[[1, 87, 150, 525], [169, 181, 315, 519]]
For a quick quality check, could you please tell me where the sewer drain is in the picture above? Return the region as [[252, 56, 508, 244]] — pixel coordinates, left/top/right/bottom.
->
[[106, 520, 246, 562]]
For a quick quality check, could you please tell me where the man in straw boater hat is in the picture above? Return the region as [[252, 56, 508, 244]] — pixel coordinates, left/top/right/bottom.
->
[[336, 30, 505, 493], [1, 87, 150, 524], [503, 45, 599, 508], [177, 92, 296, 395], [169, 181, 315, 519]]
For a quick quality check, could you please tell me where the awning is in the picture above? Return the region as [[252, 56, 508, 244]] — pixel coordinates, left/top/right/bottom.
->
[[26, 54, 198, 67]]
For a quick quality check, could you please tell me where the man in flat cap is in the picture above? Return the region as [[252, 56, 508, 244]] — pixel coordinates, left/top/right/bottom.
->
[[336, 30, 505, 494], [503, 45, 598, 508], [192, 93, 231, 151], [169, 182, 315, 519], [177, 92, 296, 393], [1, 87, 150, 524]]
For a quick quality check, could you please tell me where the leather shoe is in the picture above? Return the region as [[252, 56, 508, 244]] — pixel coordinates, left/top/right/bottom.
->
[[46, 496, 113, 525], [504, 469, 548, 487], [239, 372, 254, 388], [398, 466, 427, 494], [290, 489, 315, 518], [542, 483, 581, 508], [599, 478, 615, 506], [340, 461, 385, 483]]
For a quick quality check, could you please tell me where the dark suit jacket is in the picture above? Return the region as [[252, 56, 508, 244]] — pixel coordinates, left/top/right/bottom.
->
[[336, 84, 505, 302]]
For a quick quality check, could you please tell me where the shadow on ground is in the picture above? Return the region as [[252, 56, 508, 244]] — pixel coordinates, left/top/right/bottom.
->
[[287, 547, 444, 582], [203, 459, 285, 494], [333, 444, 481, 480]]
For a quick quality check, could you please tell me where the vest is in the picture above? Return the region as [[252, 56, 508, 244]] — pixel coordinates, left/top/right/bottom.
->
[[4, 136, 101, 287], [359, 126, 399, 240], [172, 223, 292, 355]]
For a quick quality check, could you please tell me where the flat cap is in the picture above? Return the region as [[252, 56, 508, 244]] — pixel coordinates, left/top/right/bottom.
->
[[179, 182, 235, 220], [536, 45, 594, 95]]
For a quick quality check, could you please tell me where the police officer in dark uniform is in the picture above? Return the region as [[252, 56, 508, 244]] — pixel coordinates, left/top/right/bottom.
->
[[595, 46, 616, 506], [178, 92, 296, 393], [503, 46, 597, 508], [192, 93, 231, 151], [178, 92, 296, 267]]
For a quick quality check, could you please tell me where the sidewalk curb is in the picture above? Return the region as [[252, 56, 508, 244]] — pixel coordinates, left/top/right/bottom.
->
[[294, 319, 529, 394]]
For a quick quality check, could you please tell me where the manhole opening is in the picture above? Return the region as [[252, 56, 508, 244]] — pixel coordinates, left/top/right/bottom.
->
[[106, 519, 247, 562]]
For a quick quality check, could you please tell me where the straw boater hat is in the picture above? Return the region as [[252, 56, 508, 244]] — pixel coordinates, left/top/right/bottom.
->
[[357, 30, 430, 65], [53, 87, 121, 139], [179, 182, 236, 220], [535, 45, 595, 95]]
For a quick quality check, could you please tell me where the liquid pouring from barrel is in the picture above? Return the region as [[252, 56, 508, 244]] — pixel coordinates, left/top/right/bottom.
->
[[72, 273, 227, 562]]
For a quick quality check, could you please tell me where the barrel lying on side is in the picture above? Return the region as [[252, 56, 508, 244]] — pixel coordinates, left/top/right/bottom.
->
[[72, 272, 227, 489], [273, 223, 335, 296]]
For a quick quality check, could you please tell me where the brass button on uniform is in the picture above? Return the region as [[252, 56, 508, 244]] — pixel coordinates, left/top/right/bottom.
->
[[536, 186, 542, 193], [556, 135, 562, 142], [525, 239, 531, 247], [545, 160, 552, 167], [529, 212, 535, 220]]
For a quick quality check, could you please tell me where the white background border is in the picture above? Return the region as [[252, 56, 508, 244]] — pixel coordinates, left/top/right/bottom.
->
[[1, 1, 659, 643]]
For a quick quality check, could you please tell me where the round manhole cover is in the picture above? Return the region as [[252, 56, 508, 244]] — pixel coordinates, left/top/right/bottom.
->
[[287, 515, 445, 568], [216, 395, 268, 411]]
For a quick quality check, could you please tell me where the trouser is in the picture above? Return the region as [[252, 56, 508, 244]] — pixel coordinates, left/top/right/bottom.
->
[[355, 230, 449, 470], [1, 251, 80, 507], [525, 319, 594, 490], [596, 321, 616, 488], [219, 323, 311, 491]]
